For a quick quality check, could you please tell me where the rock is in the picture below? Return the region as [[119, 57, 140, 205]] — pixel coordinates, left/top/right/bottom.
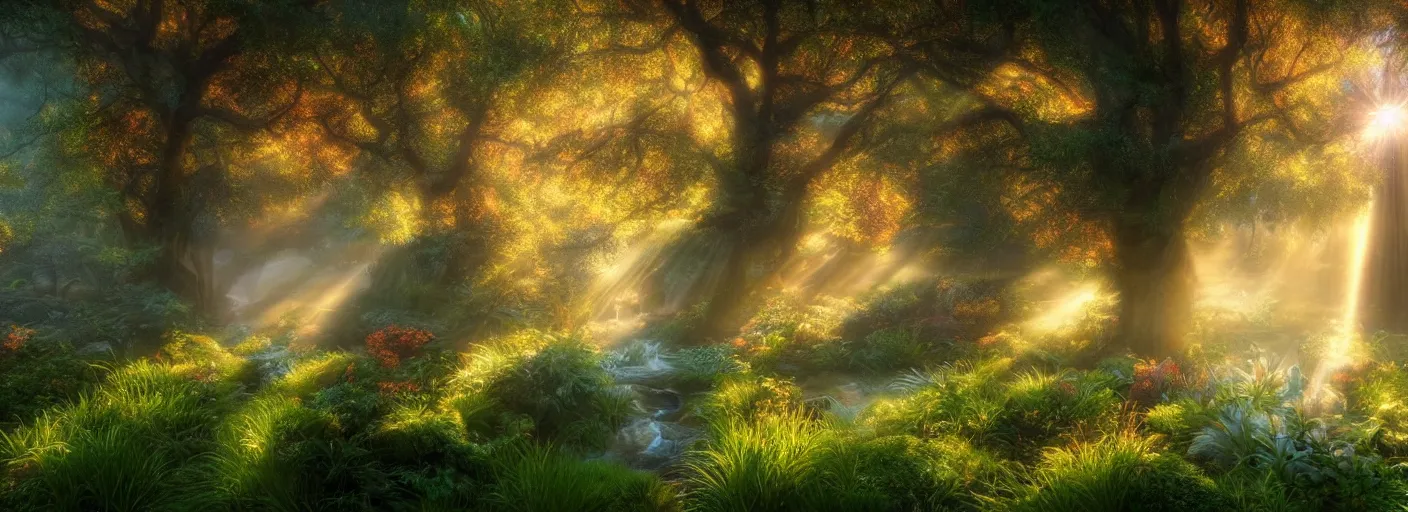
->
[[78, 342, 112, 356]]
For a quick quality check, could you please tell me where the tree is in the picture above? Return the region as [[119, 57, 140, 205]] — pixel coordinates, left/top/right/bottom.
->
[[0, 0, 324, 317], [941, 0, 1375, 357], [308, 0, 563, 319], [602, 0, 921, 338]]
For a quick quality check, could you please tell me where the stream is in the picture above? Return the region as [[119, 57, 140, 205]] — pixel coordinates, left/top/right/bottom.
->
[[599, 340, 705, 470]]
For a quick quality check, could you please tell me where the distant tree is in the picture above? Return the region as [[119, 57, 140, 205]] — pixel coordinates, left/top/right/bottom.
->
[[0, 0, 324, 316]]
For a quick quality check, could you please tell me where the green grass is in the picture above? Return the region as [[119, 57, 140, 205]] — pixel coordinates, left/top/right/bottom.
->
[[5, 318, 1408, 511], [0, 361, 229, 511], [447, 330, 630, 450], [487, 443, 677, 512], [1006, 434, 1231, 512], [683, 411, 830, 511]]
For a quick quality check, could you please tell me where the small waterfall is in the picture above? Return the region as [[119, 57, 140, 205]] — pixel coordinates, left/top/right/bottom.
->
[[600, 340, 701, 469]]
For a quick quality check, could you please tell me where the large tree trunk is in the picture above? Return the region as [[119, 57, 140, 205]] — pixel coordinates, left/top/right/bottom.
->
[[1111, 215, 1195, 359], [1363, 137, 1408, 332], [694, 236, 752, 341]]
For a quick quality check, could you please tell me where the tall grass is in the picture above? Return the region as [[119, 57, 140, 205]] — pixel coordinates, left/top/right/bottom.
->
[[487, 443, 678, 512], [0, 361, 228, 511], [683, 411, 828, 511], [1006, 434, 1230, 512]]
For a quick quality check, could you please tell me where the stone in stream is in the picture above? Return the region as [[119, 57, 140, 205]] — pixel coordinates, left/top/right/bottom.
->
[[602, 339, 704, 469]]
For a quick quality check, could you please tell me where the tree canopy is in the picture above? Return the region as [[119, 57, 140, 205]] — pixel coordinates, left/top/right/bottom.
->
[[0, 0, 1395, 356]]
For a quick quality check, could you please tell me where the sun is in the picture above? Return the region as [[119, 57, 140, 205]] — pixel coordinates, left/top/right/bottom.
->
[[1366, 103, 1406, 140]]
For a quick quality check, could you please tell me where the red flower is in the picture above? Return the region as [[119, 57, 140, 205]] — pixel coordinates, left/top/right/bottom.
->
[[365, 325, 435, 368], [2, 325, 34, 354], [1131, 358, 1182, 405]]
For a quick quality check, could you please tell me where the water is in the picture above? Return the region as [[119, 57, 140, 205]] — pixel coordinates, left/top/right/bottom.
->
[[600, 340, 703, 470]]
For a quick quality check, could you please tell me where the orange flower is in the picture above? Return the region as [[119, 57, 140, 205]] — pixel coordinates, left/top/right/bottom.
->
[[377, 380, 422, 396], [3, 325, 34, 353], [1131, 358, 1182, 405], [365, 325, 435, 368]]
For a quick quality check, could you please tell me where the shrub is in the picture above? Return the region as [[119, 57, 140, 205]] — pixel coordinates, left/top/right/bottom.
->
[[230, 335, 273, 356], [1145, 400, 1205, 448], [373, 416, 487, 510], [1130, 358, 1183, 406], [1188, 402, 1275, 469], [270, 351, 361, 399], [207, 394, 389, 510], [449, 331, 629, 450], [1001, 370, 1121, 459], [0, 338, 103, 427], [1213, 469, 1308, 512], [3, 324, 34, 352], [366, 325, 435, 368], [854, 327, 927, 374], [1353, 362, 1408, 457], [159, 331, 253, 384], [312, 380, 388, 433], [669, 345, 747, 389]]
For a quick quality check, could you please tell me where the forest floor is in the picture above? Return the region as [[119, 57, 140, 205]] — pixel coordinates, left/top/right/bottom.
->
[[2, 273, 1407, 511]]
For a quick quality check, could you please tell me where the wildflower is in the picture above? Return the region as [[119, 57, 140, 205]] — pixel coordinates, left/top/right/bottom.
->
[[3, 325, 34, 353], [365, 325, 435, 368], [377, 380, 422, 396], [1131, 358, 1182, 405]]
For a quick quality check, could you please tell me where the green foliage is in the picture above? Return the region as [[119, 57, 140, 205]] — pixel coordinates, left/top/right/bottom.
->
[[866, 361, 1123, 461], [487, 443, 678, 512], [159, 331, 255, 384], [821, 434, 1012, 511], [699, 374, 803, 426], [1002, 369, 1122, 458], [682, 411, 829, 511], [0, 283, 189, 354], [866, 360, 1014, 444], [1006, 435, 1231, 512], [854, 327, 927, 374], [0, 361, 230, 511], [449, 330, 629, 450], [1354, 362, 1408, 458], [668, 345, 747, 390], [230, 335, 273, 357], [0, 339, 104, 427], [269, 351, 360, 399], [1145, 401, 1203, 447]]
